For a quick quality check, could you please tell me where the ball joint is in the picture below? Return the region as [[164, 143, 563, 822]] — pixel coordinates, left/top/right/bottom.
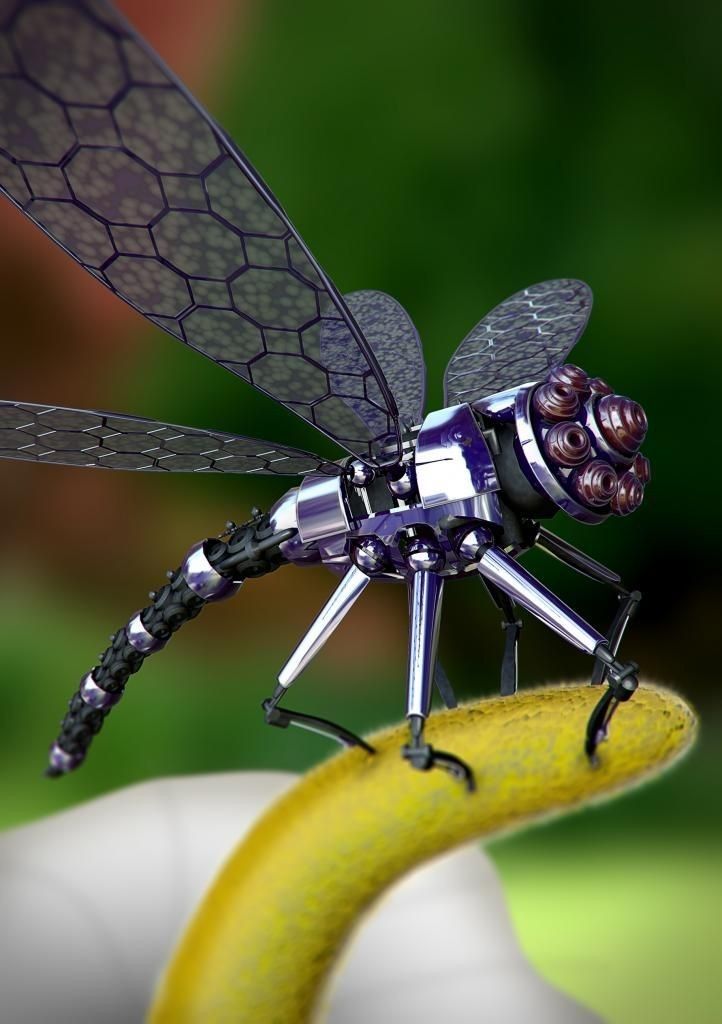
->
[[352, 537, 389, 575]]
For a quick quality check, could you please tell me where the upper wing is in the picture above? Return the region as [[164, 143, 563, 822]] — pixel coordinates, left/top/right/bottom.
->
[[321, 290, 426, 432], [443, 280, 593, 405], [0, 0, 400, 466], [0, 400, 340, 475]]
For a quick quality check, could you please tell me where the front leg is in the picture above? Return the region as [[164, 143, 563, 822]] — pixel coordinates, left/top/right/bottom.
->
[[534, 525, 641, 685], [457, 528, 639, 760]]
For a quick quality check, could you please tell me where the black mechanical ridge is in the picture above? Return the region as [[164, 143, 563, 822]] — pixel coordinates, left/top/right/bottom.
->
[[46, 512, 293, 776]]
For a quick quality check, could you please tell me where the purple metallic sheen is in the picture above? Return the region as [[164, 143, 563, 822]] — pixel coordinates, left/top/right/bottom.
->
[[126, 611, 166, 653], [404, 536, 445, 573], [387, 461, 416, 498], [79, 671, 121, 710], [296, 473, 349, 544], [414, 404, 499, 508], [514, 386, 607, 525], [455, 525, 495, 562], [472, 385, 528, 423], [48, 743, 83, 774], [347, 459, 375, 486], [182, 541, 241, 601], [352, 536, 388, 574], [268, 488, 321, 565], [477, 547, 606, 654]]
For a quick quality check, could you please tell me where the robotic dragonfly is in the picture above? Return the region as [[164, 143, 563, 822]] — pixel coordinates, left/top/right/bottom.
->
[[0, 1, 649, 790]]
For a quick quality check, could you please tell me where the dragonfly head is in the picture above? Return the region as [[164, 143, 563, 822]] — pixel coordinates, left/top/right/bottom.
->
[[483, 364, 650, 525]]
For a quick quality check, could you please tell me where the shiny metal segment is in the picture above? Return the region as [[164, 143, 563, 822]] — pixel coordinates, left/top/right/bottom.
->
[[406, 571, 445, 718], [476, 547, 606, 654], [182, 541, 241, 601], [278, 564, 371, 687], [79, 671, 121, 710], [352, 537, 388, 574], [126, 611, 166, 653], [48, 743, 82, 774], [456, 525, 494, 562], [514, 385, 607, 525], [347, 459, 375, 486], [387, 462, 416, 498], [415, 404, 499, 509], [535, 526, 622, 587], [296, 473, 350, 544], [404, 535, 445, 573], [473, 384, 531, 423], [268, 487, 319, 564]]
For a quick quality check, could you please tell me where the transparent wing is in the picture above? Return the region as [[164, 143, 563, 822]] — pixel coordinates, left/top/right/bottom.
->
[[444, 280, 593, 405], [0, 400, 341, 476], [321, 290, 426, 432], [0, 0, 400, 466]]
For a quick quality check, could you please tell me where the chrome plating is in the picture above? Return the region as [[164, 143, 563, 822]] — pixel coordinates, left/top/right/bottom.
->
[[296, 473, 350, 544], [406, 570, 445, 718], [79, 671, 121, 710], [352, 536, 388, 574], [456, 525, 494, 562], [268, 487, 319, 564], [182, 541, 241, 601], [126, 611, 166, 653], [415, 404, 499, 509], [278, 564, 370, 688], [477, 547, 605, 654], [404, 534, 445, 573], [387, 462, 416, 498], [473, 384, 530, 422], [347, 459, 375, 486]]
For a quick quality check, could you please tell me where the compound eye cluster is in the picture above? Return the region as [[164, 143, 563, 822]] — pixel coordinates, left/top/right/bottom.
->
[[532, 364, 650, 517]]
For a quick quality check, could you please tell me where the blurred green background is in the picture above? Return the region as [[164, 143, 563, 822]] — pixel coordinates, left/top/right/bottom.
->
[[1, 1, 720, 1020]]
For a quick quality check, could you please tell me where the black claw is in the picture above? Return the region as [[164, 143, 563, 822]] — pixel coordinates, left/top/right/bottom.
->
[[402, 741, 475, 792], [263, 698, 375, 754], [585, 688, 620, 760]]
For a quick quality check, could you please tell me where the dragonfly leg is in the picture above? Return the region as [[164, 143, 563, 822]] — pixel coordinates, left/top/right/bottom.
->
[[402, 570, 474, 791], [262, 683, 374, 754]]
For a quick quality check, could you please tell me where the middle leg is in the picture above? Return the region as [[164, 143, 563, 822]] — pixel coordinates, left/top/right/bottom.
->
[[402, 569, 474, 791]]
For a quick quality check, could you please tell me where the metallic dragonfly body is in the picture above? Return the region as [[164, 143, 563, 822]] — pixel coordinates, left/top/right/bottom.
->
[[0, 0, 649, 787]]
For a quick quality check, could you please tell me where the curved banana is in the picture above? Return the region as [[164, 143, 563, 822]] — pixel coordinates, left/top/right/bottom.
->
[[149, 683, 696, 1023]]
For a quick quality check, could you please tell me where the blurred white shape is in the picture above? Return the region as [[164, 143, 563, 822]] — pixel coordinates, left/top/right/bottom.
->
[[0, 774, 600, 1023]]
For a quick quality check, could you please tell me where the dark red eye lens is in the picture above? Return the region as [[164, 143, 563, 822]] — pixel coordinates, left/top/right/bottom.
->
[[544, 421, 591, 466]]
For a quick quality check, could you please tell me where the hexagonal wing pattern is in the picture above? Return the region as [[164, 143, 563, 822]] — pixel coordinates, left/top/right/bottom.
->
[[443, 280, 593, 405], [0, 0, 401, 466], [321, 291, 426, 431], [0, 400, 341, 475]]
